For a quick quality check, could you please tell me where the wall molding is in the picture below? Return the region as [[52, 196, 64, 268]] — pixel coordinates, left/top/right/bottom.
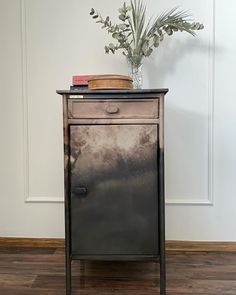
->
[[166, 198, 213, 206], [166, 0, 215, 206], [20, 0, 64, 203], [20, 0, 215, 205], [24, 196, 64, 203]]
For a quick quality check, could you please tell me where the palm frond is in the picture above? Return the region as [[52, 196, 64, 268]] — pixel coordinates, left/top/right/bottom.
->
[[148, 7, 196, 37], [130, 0, 147, 50], [129, 0, 152, 59]]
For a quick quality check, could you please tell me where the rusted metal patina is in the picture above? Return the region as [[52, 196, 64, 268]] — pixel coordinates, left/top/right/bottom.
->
[[70, 124, 158, 255]]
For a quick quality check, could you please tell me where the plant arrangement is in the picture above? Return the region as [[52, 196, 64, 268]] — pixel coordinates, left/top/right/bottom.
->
[[90, 0, 204, 88]]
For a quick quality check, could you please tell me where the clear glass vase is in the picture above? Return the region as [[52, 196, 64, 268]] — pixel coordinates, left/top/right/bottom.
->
[[127, 59, 143, 89]]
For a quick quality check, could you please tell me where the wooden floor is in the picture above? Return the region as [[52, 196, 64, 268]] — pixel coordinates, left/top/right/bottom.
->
[[0, 246, 236, 295]]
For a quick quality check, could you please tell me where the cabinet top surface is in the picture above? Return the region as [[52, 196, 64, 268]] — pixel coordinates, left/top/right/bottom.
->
[[56, 88, 168, 96]]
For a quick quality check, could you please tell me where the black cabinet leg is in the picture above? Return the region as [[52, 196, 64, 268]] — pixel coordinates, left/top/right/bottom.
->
[[66, 255, 72, 295], [160, 256, 166, 295], [159, 148, 166, 295]]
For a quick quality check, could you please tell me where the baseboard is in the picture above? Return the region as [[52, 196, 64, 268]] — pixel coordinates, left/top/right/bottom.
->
[[0, 237, 64, 248], [1, 238, 236, 252], [166, 240, 236, 252]]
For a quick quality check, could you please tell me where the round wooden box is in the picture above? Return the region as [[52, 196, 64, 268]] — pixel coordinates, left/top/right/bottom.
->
[[88, 75, 133, 90]]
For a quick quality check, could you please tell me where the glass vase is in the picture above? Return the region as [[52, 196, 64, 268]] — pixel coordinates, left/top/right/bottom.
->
[[127, 59, 143, 89]]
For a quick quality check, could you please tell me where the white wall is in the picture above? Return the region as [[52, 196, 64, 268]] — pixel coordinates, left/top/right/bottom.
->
[[0, 0, 235, 240]]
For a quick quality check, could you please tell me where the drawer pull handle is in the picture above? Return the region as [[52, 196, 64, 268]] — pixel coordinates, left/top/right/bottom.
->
[[105, 105, 119, 114]]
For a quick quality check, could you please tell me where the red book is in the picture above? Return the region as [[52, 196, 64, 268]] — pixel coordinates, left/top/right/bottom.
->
[[72, 75, 93, 86]]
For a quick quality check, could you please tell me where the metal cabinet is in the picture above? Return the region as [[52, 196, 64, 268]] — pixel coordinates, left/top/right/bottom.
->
[[57, 89, 168, 295]]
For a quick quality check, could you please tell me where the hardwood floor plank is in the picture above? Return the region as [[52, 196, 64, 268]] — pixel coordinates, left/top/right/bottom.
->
[[0, 286, 66, 295], [0, 255, 65, 276], [0, 273, 36, 288], [167, 279, 236, 294]]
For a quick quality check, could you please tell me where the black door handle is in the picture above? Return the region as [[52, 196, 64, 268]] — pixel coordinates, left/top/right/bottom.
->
[[73, 186, 88, 196]]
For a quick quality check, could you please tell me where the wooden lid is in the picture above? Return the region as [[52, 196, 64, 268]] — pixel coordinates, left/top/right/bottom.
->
[[88, 75, 133, 82]]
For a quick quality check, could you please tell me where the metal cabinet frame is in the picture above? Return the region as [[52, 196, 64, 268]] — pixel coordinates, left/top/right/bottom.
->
[[57, 89, 168, 295]]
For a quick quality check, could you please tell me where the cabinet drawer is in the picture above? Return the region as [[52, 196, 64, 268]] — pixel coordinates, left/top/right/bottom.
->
[[68, 99, 159, 119]]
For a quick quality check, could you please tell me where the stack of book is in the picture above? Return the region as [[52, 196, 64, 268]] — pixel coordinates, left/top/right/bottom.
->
[[70, 75, 93, 90]]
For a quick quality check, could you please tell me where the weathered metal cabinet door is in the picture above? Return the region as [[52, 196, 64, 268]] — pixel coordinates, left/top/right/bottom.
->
[[70, 124, 158, 256]]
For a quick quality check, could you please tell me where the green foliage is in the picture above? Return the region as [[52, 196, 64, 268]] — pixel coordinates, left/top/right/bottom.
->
[[89, 0, 204, 67]]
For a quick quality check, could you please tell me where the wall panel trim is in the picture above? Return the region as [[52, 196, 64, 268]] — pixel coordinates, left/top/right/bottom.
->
[[20, 0, 64, 203], [166, 0, 215, 206], [20, 0, 215, 205]]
